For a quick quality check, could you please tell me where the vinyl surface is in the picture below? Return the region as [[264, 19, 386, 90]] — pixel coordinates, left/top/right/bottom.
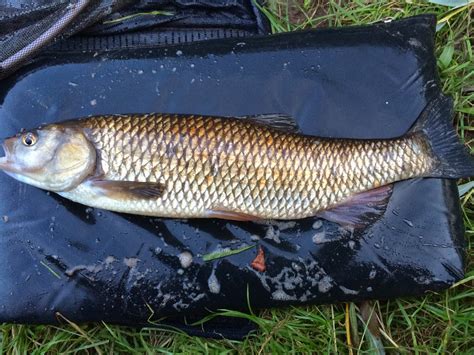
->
[[0, 15, 465, 333]]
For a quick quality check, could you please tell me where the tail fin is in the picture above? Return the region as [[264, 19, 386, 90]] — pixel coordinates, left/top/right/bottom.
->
[[409, 95, 474, 179]]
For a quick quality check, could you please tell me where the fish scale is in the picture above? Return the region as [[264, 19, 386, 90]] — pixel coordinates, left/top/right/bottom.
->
[[61, 114, 436, 219]]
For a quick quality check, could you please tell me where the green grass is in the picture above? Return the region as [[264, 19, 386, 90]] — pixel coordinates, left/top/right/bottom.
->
[[1, 1, 474, 353]]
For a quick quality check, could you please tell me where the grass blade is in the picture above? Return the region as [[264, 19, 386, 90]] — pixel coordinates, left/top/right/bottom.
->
[[202, 245, 255, 262]]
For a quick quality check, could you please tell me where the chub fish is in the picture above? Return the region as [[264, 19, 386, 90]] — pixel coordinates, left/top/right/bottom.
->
[[0, 96, 472, 226]]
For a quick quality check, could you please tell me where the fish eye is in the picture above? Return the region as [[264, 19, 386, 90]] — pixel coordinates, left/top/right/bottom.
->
[[21, 132, 37, 147]]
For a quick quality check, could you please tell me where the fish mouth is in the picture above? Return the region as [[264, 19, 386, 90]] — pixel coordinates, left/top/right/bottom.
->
[[0, 141, 12, 172]]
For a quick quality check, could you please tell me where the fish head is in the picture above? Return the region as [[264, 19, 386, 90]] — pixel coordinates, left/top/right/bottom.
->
[[0, 124, 96, 191]]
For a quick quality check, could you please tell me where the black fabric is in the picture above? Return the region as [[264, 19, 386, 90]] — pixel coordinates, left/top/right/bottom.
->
[[49, 0, 269, 52], [0, 0, 269, 79], [83, 0, 267, 35], [0, 15, 466, 339], [0, 0, 133, 78]]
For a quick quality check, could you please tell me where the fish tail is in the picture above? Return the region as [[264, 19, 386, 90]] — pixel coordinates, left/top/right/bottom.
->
[[410, 95, 474, 179]]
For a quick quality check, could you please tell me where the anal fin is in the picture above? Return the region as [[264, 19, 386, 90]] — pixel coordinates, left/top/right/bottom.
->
[[316, 184, 393, 228]]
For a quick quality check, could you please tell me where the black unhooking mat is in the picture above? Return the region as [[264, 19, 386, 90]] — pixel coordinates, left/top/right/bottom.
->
[[0, 14, 466, 339]]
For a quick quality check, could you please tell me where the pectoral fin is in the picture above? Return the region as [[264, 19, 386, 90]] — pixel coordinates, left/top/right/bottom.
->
[[316, 185, 393, 228], [88, 179, 165, 200]]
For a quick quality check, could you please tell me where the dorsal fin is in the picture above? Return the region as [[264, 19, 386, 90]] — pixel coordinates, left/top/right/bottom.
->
[[236, 113, 299, 133]]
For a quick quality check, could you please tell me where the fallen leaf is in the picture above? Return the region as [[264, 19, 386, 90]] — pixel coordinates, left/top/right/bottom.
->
[[251, 246, 266, 272]]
